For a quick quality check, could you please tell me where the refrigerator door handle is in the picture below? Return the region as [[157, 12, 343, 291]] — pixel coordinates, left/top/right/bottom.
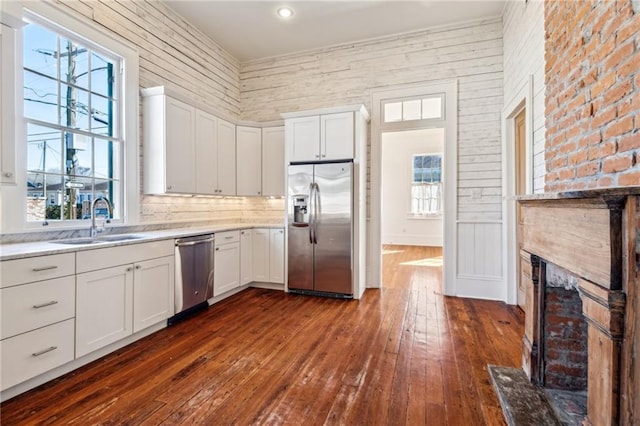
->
[[308, 183, 315, 244], [313, 183, 321, 244]]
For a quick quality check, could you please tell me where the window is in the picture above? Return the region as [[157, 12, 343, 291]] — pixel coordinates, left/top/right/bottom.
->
[[23, 18, 123, 222], [383, 94, 444, 123], [411, 154, 442, 215]]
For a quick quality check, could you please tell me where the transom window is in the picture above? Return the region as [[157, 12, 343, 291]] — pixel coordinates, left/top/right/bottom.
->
[[383, 94, 444, 123], [411, 154, 442, 215], [24, 18, 122, 222]]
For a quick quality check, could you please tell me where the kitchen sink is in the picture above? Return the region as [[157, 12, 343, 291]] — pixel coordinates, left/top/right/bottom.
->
[[52, 235, 145, 245]]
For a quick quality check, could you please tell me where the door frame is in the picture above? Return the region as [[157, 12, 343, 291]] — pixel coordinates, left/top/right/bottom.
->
[[502, 75, 534, 305], [369, 80, 458, 294]]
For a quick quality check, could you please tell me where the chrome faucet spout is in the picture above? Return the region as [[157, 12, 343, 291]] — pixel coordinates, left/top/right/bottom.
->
[[89, 196, 113, 237]]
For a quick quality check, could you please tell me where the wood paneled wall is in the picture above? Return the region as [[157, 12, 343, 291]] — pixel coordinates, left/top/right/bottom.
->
[[502, 0, 546, 193], [240, 18, 504, 222]]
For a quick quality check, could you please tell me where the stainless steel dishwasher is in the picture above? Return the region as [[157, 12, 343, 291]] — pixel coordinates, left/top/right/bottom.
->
[[169, 234, 215, 325]]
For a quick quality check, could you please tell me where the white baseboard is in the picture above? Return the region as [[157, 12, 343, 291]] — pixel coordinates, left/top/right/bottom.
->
[[454, 274, 505, 301], [382, 234, 443, 246]]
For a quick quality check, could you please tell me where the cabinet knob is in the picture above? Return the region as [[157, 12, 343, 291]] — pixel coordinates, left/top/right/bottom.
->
[[167, 185, 172, 190], [4, 172, 12, 178], [258, 191, 261, 195], [135, 265, 142, 270], [315, 155, 320, 158], [322, 154, 326, 158], [216, 247, 220, 251], [126, 267, 133, 272]]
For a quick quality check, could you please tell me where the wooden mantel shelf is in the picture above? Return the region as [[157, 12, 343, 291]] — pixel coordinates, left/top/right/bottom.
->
[[517, 186, 640, 203]]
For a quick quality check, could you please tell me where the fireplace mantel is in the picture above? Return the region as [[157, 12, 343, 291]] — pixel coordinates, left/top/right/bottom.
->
[[517, 188, 639, 426]]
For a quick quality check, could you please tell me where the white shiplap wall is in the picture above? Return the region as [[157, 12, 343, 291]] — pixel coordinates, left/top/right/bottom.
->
[[50, 0, 280, 224], [240, 17, 504, 222], [241, 18, 505, 295], [503, 0, 546, 193]]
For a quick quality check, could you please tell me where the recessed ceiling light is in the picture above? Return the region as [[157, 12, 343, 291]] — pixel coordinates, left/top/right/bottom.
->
[[277, 7, 294, 18]]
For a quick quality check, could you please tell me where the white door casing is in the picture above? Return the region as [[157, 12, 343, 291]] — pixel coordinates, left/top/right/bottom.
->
[[369, 81, 457, 295]]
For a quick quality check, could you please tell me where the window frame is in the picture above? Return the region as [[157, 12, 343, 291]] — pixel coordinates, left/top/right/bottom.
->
[[382, 93, 446, 128], [1, 2, 139, 232], [409, 152, 443, 218]]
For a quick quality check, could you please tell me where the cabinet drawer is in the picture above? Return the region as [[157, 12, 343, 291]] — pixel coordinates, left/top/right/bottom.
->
[[216, 230, 240, 246], [1, 276, 75, 340], [0, 319, 75, 391], [76, 240, 174, 274], [1, 253, 75, 288]]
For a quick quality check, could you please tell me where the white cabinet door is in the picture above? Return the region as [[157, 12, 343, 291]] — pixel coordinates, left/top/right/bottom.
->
[[214, 242, 240, 296], [262, 126, 285, 196], [236, 126, 262, 196], [240, 230, 253, 285], [252, 229, 269, 282], [76, 265, 134, 358], [269, 228, 285, 284], [133, 256, 175, 333], [194, 109, 218, 195], [287, 116, 320, 162], [217, 118, 236, 195], [321, 112, 354, 161], [165, 97, 195, 193]]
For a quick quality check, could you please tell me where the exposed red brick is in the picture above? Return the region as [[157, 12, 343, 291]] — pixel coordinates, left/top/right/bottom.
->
[[577, 161, 599, 177], [603, 42, 634, 71], [597, 176, 615, 187], [603, 154, 634, 173], [603, 116, 634, 139], [619, 133, 640, 153], [603, 80, 633, 106], [619, 168, 640, 186], [589, 71, 616, 99]]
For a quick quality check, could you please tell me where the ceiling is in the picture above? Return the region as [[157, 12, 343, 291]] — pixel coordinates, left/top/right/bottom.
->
[[163, 1, 506, 62]]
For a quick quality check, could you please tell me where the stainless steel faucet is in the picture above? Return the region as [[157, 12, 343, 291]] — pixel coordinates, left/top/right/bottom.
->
[[89, 196, 113, 237]]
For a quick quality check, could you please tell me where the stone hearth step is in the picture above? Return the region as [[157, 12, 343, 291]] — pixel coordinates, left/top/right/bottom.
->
[[488, 365, 561, 426]]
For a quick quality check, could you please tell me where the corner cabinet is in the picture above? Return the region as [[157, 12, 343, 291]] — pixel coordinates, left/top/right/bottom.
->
[[236, 126, 262, 196], [142, 86, 236, 196]]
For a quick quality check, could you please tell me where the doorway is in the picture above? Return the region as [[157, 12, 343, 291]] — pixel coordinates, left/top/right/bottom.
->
[[370, 81, 457, 296], [381, 128, 444, 290]]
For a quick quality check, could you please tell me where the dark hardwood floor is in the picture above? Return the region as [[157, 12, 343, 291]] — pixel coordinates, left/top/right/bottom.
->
[[1, 245, 523, 425]]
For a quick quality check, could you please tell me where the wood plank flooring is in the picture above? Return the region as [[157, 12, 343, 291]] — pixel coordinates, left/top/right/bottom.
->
[[1, 245, 523, 425]]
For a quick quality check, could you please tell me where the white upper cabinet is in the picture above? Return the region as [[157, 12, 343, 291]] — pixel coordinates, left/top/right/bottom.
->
[[217, 119, 237, 196], [261, 126, 285, 196], [236, 126, 262, 196], [164, 97, 196, 193], [194, 109, 218, 195], [321, 112, 354, 161], [287, 116, 320, 162], [284, 107, 366, 163], [142, 87, 236, 196]]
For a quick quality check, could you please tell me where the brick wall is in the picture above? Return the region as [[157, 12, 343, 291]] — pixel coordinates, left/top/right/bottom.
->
[[545, 0, 640, 191], [543, 286, 588, 390]]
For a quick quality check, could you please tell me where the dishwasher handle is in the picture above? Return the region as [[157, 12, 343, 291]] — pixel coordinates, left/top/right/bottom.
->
[[175, 236, 215, 247]]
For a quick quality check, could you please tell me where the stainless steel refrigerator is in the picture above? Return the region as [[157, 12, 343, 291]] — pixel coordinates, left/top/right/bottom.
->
[[287, 161, 353, 298]]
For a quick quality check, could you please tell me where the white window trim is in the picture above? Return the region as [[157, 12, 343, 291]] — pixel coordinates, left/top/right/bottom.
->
[[1, 1, 139, 232], [409, 153, 443, 216]]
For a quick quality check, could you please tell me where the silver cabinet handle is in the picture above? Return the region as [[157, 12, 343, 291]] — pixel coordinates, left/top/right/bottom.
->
[[32, 346, 57, 357], [225, 236, 234, 240], [176, 237, 215, 247], [33, 301, 59, 309], [32, 265, 58, 272]]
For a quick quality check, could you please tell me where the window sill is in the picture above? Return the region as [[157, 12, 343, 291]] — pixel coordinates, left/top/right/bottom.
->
[[406, 214, 443, 220]]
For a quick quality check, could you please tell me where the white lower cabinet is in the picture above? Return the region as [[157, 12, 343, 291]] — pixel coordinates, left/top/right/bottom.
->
[[76, 264, 134, 358], [133, 256, 175, 333], [252, 228, 284, 284], [75, 240, 175, 358], [214, 231, 240, 296], [240, 230, 253, 285], [269, 228, 285, 283], [0, 319, 75, 391]]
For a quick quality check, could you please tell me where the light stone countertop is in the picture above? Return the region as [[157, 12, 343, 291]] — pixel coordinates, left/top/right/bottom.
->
[[0, 223, 284, 261]]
